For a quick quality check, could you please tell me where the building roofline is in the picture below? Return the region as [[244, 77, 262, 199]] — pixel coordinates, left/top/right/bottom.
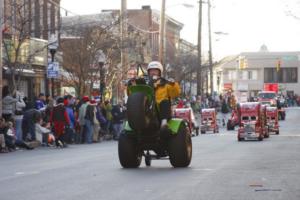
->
[[240, 51, 300, 55], [152, 10, 184, 29]]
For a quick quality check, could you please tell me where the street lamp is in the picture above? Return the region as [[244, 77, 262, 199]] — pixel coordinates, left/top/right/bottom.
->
[[97, 50, 106, 102], [48, 34, 58, 97]]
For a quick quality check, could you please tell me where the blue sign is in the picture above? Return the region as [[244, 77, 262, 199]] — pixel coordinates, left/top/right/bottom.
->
[[47, 62, 59, 78]]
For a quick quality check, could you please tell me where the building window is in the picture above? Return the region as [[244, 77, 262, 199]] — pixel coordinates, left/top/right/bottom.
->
[[248, 70, 258, 80], [228, 70, 257, 80], [240, 71, 247, 80], [228, 70, 237, 80], [264, 68, 298, 83]]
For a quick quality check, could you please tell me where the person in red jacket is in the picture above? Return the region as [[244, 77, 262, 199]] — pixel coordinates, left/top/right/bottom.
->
[[50, 97, 70, 147], [177, 100, 184, 108]]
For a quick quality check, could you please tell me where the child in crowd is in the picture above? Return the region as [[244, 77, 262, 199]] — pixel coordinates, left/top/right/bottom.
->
[[0, 118, 7, 153], [35, 118, 55, 146], [5, 121, 16, 151]]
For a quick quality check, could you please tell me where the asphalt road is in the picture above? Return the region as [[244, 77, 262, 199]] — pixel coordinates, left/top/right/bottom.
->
[[0, 108, 300, 200]]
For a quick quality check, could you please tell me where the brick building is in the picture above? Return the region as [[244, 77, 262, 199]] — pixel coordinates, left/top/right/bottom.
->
[[62, 5, 183, 72], [2, 0, 61, 100]]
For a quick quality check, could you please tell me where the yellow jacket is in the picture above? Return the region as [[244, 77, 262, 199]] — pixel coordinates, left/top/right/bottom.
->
[[154, 78, 181, 104]]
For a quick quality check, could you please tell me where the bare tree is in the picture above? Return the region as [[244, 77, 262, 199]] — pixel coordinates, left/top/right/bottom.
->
[[1, 1, 50, 94], [285, 1, 300, 20], [61, 25, 121, 97]]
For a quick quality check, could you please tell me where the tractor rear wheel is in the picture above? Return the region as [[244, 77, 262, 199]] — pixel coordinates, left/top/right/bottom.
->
[[168, 123, 192, 167]]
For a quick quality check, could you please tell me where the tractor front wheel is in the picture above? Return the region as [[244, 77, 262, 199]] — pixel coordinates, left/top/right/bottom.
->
[[118, 133, 142, 168]]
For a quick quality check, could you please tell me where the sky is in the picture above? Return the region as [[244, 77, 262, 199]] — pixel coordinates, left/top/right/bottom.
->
[[60, 0, 300, 60]]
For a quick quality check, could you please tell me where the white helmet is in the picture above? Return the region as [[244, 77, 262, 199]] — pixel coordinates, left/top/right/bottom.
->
[[147, 61, 163, 74]]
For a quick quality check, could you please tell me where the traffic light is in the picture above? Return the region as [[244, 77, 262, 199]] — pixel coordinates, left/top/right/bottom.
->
[[276, 59, 281, 72], [238, 56, 247, 69], [244, 58, 248, 69]]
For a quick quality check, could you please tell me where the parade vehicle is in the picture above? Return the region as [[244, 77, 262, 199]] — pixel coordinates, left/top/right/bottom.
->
[[260, 104, 270, 138], [200, 108, 219, 134], [257, 91, 277, 106], [257, 91, 286, 120], [227, 109, 239, 130], [118, 65, 192, 168], [266, 107, 280, 135], [174, 108, 199, 136], [237, 102, 265, 141]]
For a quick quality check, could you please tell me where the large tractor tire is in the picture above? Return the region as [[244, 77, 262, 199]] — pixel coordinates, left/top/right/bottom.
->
[[168, 123, 192, 167], [118, 133, 142, 168], [127, 92, 149, 131]]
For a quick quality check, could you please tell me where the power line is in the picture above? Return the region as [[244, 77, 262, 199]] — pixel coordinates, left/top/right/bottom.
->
[[47, 0, 80, 16]]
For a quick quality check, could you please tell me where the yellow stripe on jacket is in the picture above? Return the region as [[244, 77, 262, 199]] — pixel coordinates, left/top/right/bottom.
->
[[154, 80, 181, 104]]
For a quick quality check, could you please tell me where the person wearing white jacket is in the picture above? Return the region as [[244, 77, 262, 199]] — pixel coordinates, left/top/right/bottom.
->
[[13, 91, 26, 142], [35, 119, 54, 146], [2, 86, 17, 121]]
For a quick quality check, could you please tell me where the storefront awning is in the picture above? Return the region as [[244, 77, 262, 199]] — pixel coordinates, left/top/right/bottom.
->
[[3, 66, 36, 77]]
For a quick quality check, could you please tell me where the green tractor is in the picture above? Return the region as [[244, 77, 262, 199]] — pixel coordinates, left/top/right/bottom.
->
[[118, 66, 192, 168]]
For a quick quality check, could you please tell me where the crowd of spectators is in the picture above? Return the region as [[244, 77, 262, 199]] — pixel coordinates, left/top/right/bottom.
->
[[1, 86, 126, 153]]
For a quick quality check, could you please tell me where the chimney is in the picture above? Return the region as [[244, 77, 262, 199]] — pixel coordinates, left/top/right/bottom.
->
[[142, 5, 151, 10]]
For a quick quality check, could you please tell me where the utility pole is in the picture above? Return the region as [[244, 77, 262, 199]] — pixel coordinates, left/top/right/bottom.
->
[[120, 0, 127, 102], [159, 0, 166, 75], [197, 0, 202, 96], [121, 0, 127, 75], [208, 0, 213, 95], [0, 0, 4, 116]]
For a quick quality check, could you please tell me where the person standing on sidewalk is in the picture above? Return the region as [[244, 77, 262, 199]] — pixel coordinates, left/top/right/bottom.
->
[[2, 86, 17, 122], [78, 96, 89, 144], [221, 99, 230, 127], [50, 97, 70, 147], [111, 101, 125, 140], [13, 91, 26, 143], [84, 100, 97, 144], [104, 100, 113, 137], [64, 97, 75, 144], [35, 93, 46, 111]]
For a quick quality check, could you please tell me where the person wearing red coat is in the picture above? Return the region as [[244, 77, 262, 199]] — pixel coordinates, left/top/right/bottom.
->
[[177, 100, 184, 108], [50, 97, 70, 147]]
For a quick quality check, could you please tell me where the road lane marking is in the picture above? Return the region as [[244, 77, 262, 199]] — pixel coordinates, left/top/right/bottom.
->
[[276, 135, 300, 137], [15, 171, 40, 176], [255, 189, 282, 192], [192, 168, 215, 171]]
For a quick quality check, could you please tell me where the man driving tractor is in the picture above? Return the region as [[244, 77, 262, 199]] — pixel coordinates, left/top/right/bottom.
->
[[146, 61, 181, 131]]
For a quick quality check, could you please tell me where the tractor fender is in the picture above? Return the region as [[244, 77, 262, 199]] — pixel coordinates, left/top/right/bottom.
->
[[124, 121, 133, 132], [168, 118, 186, 134], [125, 119, 185, 134]]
